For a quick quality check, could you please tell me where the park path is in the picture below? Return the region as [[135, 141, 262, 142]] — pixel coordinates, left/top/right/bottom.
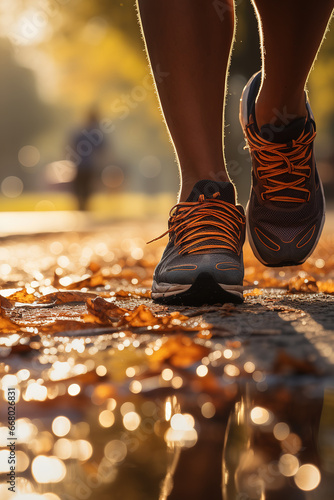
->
[[0, 218, 334, 500]]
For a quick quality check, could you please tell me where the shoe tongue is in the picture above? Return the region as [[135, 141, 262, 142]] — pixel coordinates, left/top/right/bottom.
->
[[258, 118, 313, 207], [260, 117, 307, 144], [186, 180, 236, 204]]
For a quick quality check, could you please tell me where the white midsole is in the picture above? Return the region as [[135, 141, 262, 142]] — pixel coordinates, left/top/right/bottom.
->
[[151, 282, 244, 299]]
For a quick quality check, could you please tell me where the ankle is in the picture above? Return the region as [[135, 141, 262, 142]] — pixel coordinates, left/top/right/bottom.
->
[[179, 170, 230, 202], [255, 90, 307, 130]]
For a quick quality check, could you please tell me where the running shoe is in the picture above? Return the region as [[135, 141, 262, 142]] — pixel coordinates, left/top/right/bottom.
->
[[240, 72, 325, 267], [149, 180, 245, 305]]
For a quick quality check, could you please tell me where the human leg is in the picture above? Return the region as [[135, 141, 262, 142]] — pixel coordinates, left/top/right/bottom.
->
[[137, 0, 246, 304], [137, 0, 235, 201], [239, 1, 333, 267], [252, 0, 334, 128]]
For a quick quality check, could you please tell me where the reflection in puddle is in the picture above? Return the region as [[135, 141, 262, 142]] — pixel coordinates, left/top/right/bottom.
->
[[1, 331, 334, 500]]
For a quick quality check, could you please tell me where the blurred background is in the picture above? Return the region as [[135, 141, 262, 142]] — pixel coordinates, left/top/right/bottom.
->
[[0, 0, 333, 223]]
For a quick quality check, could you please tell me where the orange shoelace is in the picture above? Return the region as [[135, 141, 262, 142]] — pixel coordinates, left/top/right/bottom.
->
[[245, 117, 316, 203], [148, 192, 245, 255]]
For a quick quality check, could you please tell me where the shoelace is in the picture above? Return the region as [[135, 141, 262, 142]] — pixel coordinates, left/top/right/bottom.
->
[[245, 117, 316, 203], [148, 192, 245, 255]]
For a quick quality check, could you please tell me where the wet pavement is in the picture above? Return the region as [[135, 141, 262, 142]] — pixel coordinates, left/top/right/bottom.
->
[[0, 219, 334, 500]]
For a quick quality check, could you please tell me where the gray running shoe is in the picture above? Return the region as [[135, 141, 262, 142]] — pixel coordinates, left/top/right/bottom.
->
[[240, 72, 325, 267], [150, 180, 245, 305]]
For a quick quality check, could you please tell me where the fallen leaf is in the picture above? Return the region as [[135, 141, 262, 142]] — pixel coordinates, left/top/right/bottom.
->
[[39, 291, 97, 305], [160, 311, 189, 324], [7, 289, 37, 304], [88, 261, 101, 273], [244, 288, 263, 297], [150, 335, 210, 368], [0, 316, 21, 333], [86, 296, 128, 323], [317, 280, 334, 294], [287, 274, 318, 294], [118, 304, 159, 327]]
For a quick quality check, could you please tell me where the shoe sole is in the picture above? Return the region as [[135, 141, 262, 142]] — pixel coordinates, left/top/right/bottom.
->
[[239, 74, 326, 267], [151, 272, 244, 306]]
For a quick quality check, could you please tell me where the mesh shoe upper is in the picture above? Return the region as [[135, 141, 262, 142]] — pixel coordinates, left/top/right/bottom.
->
[[241, 72, 325, 266], [151, 180, 246, 286]]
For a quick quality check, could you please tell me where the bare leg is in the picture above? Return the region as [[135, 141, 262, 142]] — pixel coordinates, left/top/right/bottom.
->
[[136, 0, 235, 201], [252, 0, 334, 129]]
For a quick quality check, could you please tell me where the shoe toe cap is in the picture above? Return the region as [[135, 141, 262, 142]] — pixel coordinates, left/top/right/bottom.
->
[[155, 252, 244, 285], [250, 220, 323, 266]]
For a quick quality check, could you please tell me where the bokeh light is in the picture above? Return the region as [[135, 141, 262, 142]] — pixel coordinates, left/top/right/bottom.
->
[[138, 155, 161, 178], [68, 383, 81, 396], [1, 176, 23, 198], [51, 416, 71, 437], [31, 456, 66, 483], [201, 402, 216, 419], [104, 440, 127, 463], [123, 411, 141, 431], [278, 454, 299, 477], [99, 410, 115, 428], [273, 422, 290, 441], [18, 145, 40, 167], [294, 464, 321, 491], [250, 407, 273, 425]]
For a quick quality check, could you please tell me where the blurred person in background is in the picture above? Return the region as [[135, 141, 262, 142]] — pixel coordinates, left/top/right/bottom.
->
[[70, 108, 106, 211], [137, 0, 334, 305]]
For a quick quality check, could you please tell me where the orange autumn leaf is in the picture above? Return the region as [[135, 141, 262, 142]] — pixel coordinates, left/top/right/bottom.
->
[[160, 311, 189, 325], [112, 289, 151, 299], [39, 319, 103, 333], [7, 289, 37, 304], [118, 269, 140, 281], [110, 289, 131, 298], [82, 313, 105, 324], [316, 280, 334, 294], [118, 304, 159, 327], [117, 306, 189, 329], [86, 296, 128, 323], [0, 316, 21, 333], [150, 335, 210, 368], [287, 274, 318, 294], [88, 261, 101, 273], [39, 291, 97, 305], [244, 288, 263, 297]]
